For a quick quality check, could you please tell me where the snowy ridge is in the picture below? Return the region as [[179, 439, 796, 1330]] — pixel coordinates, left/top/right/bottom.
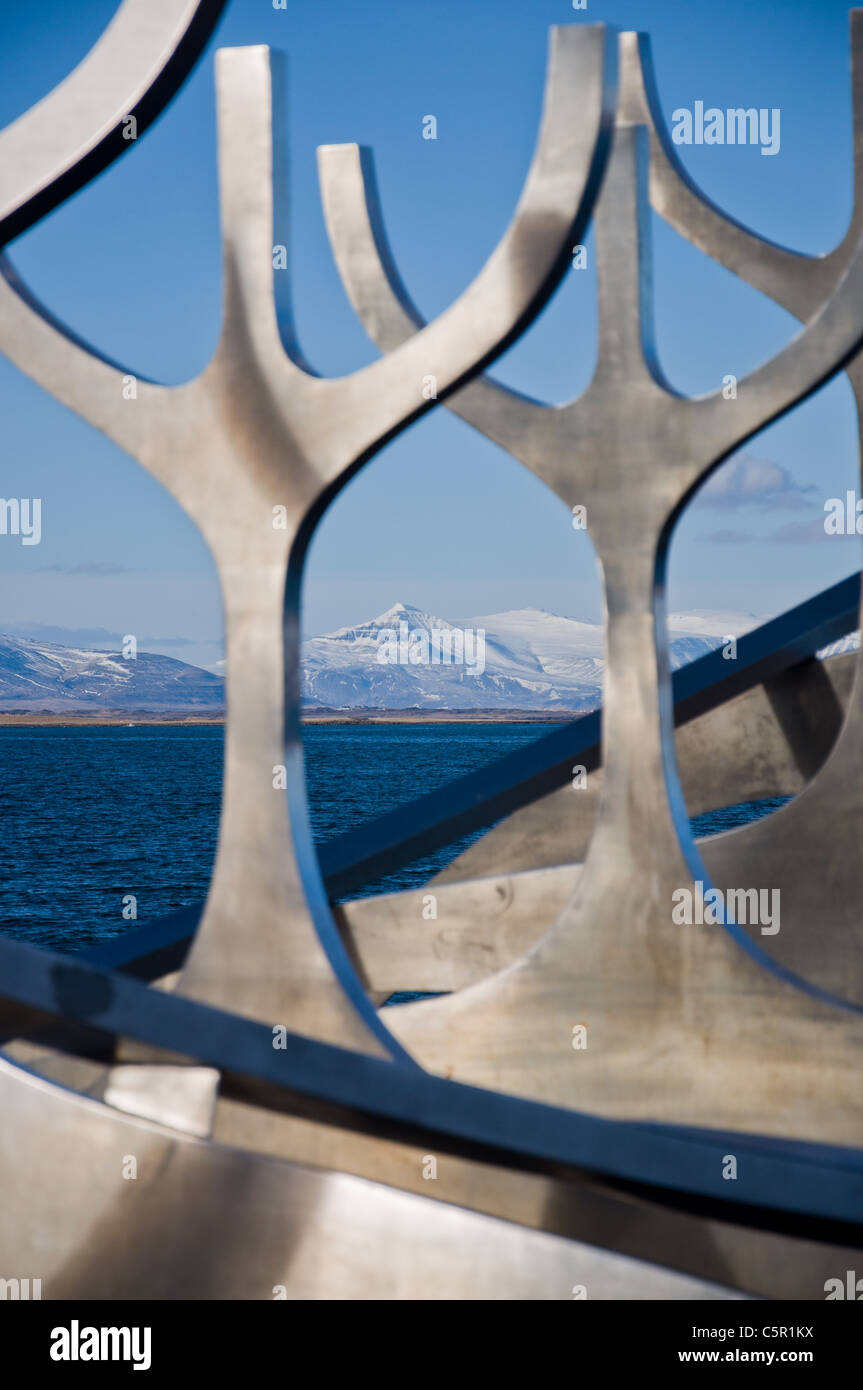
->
[[300, 602, 758, 711], [817, 631, 860, 660], [0, 634, 224, 711], [1, 602, 854, 714]]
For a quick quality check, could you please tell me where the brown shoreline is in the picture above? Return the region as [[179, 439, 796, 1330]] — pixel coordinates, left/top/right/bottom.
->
[[0, 709, 583, 727]]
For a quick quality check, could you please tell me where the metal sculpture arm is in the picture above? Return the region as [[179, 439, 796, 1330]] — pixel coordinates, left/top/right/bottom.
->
[[0, 256, 164, 464], [618, 21, 863, 321], [175, 34, 611, 1041], [0, 27, 613, 514], [0, 0, 228, 246], [0, 0, 226, 459], [298, 24, 614, 483], [318, 143, 551, 463], [0, 20, 615, 501], [324, 113, 863, 564], [398, 13, 863, 1008], [321, 117, 863, 515]]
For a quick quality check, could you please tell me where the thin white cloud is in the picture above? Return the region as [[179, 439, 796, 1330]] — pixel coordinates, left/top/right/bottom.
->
[[696, 454, 817, 510]]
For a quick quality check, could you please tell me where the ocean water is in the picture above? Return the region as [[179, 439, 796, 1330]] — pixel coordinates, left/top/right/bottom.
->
[[0, 723, 788, 955]]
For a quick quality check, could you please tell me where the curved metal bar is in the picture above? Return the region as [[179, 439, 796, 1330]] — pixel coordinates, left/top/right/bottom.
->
[[300, 25, 615, 484], [618, 22, 863, 322], [1, 1058, 753, 1301], [319, 143, 550, 463], [2, 1013, 855, 1299], [0, 0, 228, 247], [1, 933, 863, 1240]]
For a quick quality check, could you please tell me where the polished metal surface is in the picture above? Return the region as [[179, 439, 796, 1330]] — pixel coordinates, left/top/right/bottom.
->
[[2, 2, 863, 1301], [322, 90, 863, 1137], [0, 1057, 748, 1302], [2, 930, 862, 1303]]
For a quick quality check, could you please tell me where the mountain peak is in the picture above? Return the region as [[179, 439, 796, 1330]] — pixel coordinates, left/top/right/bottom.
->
[[373, 602, 427, 623]]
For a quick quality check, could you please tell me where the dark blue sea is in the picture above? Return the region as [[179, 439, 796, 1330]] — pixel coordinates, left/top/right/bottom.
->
[[0, 723, 787, 955]]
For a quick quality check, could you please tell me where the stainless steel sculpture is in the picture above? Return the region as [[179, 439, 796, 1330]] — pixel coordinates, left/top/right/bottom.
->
[[427, 19, 863, 1014], [0, 22, 611, 1052], [501, 25, 863, 1006], [322, 91, 863, 1142], [2, 0, 863, 1300], [321, 16, 863, 1010]]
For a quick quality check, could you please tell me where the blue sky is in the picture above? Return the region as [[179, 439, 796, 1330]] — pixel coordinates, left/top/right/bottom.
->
[[0, 0, 860, 668]]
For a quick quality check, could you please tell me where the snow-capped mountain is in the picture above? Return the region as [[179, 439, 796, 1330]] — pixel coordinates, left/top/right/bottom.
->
[[301, 603, 595, 711], [300, 602, 751, 712], [665, 609, 763, 641], [0, 634, 224, 712], [817, 631, 860, 659]]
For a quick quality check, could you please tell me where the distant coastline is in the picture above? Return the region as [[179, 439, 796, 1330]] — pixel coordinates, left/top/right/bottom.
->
[[0, 708, 584, 727], [0, 603, 786, 723]]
